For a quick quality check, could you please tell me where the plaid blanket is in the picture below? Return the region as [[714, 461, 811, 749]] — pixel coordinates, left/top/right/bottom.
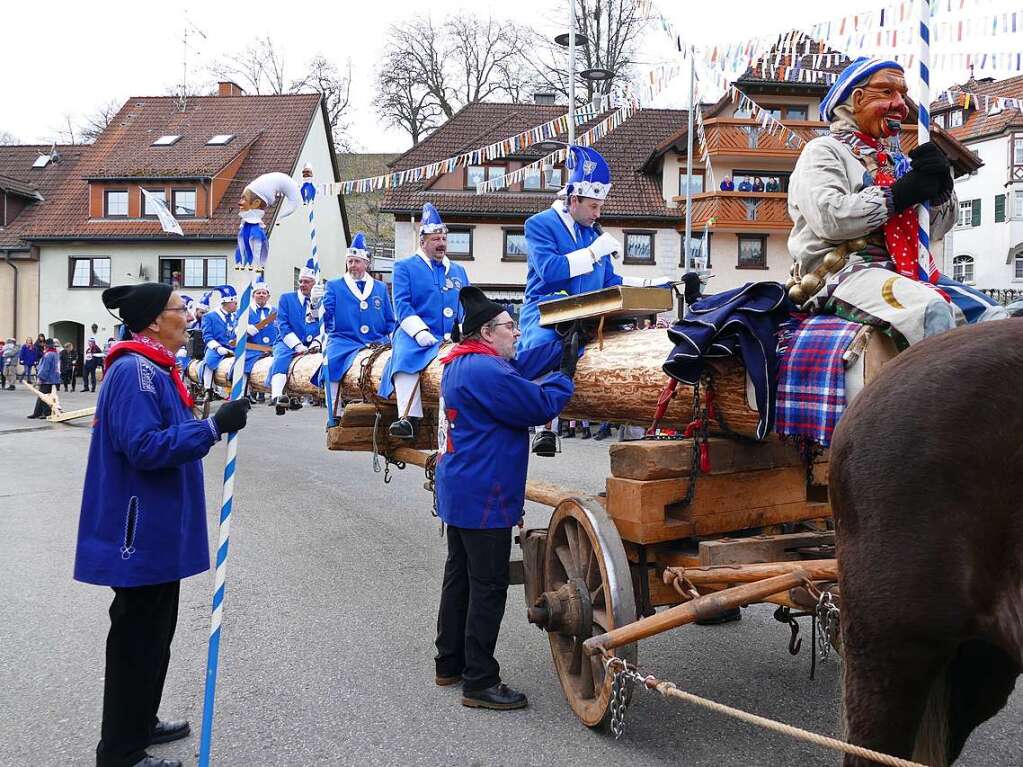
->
[[775, 315, 860, 447]]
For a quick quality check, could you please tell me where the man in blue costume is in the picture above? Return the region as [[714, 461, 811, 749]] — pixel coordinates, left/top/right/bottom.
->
[[196, 285, 238, 405], [380, 202, 470, 440], [268, 257, 323, 415], [77, 283, 250, 767], [433, 286, 578, 710], [322, 231, 395, 426], [243, 273, 276, 402], [519, 144, 671, 454]]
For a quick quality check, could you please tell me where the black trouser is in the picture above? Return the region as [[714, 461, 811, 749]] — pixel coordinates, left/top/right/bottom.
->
[[30, 383, 53, 417], [83, 361, 98, 391], [96, 581, 180, 767], [435, 525, 512, 694]]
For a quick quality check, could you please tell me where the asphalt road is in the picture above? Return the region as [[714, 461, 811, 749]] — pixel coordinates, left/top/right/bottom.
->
[[1, 386, 1020, 766]]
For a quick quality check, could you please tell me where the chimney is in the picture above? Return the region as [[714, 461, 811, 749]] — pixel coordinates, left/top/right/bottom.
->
[[533, 92, 556, 106], [218, 81, 245, 97]]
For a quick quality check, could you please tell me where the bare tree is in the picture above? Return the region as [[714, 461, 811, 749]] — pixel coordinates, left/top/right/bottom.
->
[[79, 100, 122, 142], [295, 56, 353, 151], [445, 16, 530, 107], [0, 130, 20, 145], [208, 36, 289, 94], [383, 18, 455, 118], [374, 49, 444, 145], [526, 0, 649, 104]]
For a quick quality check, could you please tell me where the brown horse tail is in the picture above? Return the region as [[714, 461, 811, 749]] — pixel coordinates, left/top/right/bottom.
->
[[911, 665, 950, 767]]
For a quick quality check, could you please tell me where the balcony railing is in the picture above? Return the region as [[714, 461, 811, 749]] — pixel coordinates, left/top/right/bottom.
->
[[672, 191, 792, 231], [700, 118, 830, 157]]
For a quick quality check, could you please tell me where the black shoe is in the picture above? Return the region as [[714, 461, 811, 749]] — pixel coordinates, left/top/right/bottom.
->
[[149, 718, 190, 745], [580, 426, 592, 439], [695, 607, 742, 626], [131, 756, 183, 767], [462, 683, 528, 710], [565, 427, 576, 439], [593, 429, 610, 442], [26, 414, 38, 419], [435, 672, 463, 686], [271, 396, 290, 416], [531, 429, 558, 457], [389, 417, 416, 440], [289, 397, 304, 411]]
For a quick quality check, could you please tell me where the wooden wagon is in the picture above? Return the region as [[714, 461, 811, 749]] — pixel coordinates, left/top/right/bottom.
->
[[187, 286, 898, 730]]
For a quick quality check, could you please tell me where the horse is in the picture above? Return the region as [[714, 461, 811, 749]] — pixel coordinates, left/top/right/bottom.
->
[[830, 319, 1023, 766]]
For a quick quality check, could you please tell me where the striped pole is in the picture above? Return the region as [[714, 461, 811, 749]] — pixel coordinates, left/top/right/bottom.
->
[[917, 0, 939, 283], [198, 275, 255, 767], [302, 169, 336, 427]]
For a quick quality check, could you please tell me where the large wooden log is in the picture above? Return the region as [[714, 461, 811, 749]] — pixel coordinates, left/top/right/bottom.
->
[[185, 330, 761, 436]]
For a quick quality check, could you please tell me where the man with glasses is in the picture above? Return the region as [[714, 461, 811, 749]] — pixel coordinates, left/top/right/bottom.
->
[[433, 286, 578, 710], [379, 203, 470, 440]]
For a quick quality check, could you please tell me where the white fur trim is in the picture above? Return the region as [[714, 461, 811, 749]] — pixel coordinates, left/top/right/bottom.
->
[[282, 332, 301, 349], [620, 275, 646, 287], [400, 315, 429, 338], [343, 274, 374, 301]]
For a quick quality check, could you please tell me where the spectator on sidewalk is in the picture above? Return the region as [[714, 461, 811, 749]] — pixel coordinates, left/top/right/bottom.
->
[[28, 339, 61, 419], [19, 338, 37, 383], [82, 337, 102, 393], [2, 338, 17, 390], [60, 342, 78, 392]]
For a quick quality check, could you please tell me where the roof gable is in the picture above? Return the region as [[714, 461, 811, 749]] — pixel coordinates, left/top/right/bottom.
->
[[933, 75, 1023, 143]]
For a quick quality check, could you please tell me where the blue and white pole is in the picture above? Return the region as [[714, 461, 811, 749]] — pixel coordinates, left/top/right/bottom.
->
[[917, 0, 939, 283], [301, 166, 335, 426], [198, 274, 255, 767]]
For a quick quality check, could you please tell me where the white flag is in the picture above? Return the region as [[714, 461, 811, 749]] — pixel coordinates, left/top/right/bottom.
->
[[141, 189, 183, 236]]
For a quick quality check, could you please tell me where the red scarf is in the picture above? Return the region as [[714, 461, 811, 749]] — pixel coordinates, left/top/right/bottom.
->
[[440, 339, 501, 365], [105, 336, 194, 408]]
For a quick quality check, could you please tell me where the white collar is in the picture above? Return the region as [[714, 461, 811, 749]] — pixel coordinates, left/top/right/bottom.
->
[[239, 209, 265, 225], [551, 200, 580, 242], [343, 273, 374, 301], [416, 249, 450, 273], [296, 290, 310, 303]]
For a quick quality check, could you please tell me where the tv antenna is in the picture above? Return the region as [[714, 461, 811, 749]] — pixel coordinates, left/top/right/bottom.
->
[[180, 12, 208, 112]]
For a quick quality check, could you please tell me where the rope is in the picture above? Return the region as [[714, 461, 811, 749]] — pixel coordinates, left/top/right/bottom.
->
[[609, 658, 926, 767]]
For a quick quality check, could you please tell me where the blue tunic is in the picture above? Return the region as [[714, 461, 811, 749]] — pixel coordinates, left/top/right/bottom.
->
[[322, 275, 395, 382], [201, 309, 237, 373], [270, 291, 321, 378], [519, 204, 623, 350], [436, 341, 571, 529], [244, 303, 277, 374], [379, 252, 470, 398], [73, 352, 220, 587]]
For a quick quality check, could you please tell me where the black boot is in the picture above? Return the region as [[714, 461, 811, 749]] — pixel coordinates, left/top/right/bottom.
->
[[271, 395, 291, 415], [531, 429, 558, 457], [462, 683, 528, 710], [149, 718, 190, 745], [580, 425, 592, 439]]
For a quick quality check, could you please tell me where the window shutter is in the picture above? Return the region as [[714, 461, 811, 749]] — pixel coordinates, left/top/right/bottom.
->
[[971, 198, 982, 227], [995, 194, 1006, 222]]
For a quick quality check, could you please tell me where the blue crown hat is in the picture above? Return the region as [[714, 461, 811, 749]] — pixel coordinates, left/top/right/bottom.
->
[[252, 272, 271, 292], [217, 284, 239, 302], [419, 202, 447, 235], [299, 257, 318, 281], [820, 57, 904, 121], [179, 293, 194, 308], [347, 231, 370, 261], [563, 145, 612, 200], [199, 291, 213, 308]]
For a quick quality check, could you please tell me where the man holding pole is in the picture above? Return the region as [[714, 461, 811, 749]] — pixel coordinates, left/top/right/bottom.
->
[[268, 258, 323, 415], [196, 286, 238, 405], [433, 286, 577, 710], [75, 283, 250, 767], [243, 274, 275, 402]]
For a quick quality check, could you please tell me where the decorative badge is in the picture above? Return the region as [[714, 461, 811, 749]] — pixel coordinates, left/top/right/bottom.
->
[[360, 324, 370, 334], [360, 300, 368, 310], [373, 296, 383, 309], [443, 307, 454, 318]]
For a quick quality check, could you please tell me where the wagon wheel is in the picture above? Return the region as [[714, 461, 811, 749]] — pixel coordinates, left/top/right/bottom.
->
[[531, 497, 637, 728]]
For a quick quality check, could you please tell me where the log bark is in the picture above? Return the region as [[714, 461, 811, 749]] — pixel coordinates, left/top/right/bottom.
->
[[186, 330, 761, 436]]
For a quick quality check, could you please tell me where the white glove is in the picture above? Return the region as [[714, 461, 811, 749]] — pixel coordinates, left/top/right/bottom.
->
[[294, 343, 309, 354], [216, 346, 232, 357], [415, 329, 439, 347], [246, 324, 258, 335], [307, 340, 322, 354], [643, 276, 674, 287], [589, 232, 622, 260], [310, 283, 325, 309]]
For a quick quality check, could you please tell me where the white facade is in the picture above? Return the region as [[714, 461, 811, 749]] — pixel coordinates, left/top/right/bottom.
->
[[943, 131, 1023, 290]]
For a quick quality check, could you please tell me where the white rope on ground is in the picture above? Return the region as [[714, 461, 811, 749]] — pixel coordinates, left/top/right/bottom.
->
[[649, 679, 927, 767]]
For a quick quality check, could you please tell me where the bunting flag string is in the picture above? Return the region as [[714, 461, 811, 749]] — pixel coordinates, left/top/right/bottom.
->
[[693, 98, 717, 190]]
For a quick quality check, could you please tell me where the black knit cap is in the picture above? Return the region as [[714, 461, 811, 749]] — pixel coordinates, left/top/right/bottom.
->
[[102, 282, 174, 333], [458, 286, 506, 337]]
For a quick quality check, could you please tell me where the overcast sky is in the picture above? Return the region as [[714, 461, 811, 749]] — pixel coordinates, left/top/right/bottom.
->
[[4, 0, 1012, 153]]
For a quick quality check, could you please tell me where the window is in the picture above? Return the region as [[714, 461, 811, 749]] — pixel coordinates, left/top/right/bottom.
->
[[207, 134, 235, 145], [680, 232, 711, 269], [957, 200, 974, 227], [172, 188, 197, 217], [1016, 256, 1023, 281], [69, 257, 111, 288], [1015, 190, 1023, 219], [502, 228, 528, 261], [678, 170, 705, 197], [523, 167, 543, 191], [545, 167, 563, 189], [32, 154, 51, 168], [623, 231, 655, 265], [464, 165, 505, 190], [1014, 136, 1023, 166], [733, 170, 789, 193], [446, 227, 473, 260], [104, 190, 128, 217], [141, 188, 166, 218], [152, 135, 181, 146], [160, 257, 227, 288], [949, 110, 964, 128], [785, 106, 808, 121], [952, 255, 975, 284], [933, 113, 946, 128], [737, 234, 767, 269]]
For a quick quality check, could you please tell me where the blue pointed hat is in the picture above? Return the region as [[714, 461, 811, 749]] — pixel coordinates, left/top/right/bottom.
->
[[419, 203, 447, 235], [299, 257, 317, 281], [563, 145, 612, 200], [179, 293, 194, 308], [347, 231, 370, 261], [820, 57, 904, 121], [216, 284, 238, 302], [199, 291, 213, 308]]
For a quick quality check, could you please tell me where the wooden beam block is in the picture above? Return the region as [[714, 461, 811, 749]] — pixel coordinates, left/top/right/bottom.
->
[[669, 466, 808, 521], [606, 476, 683, 523], [689, 501, 831, 537], [608, 437, 803, 481], [613, 516, 694, 545], [698, 531, 835, 566]]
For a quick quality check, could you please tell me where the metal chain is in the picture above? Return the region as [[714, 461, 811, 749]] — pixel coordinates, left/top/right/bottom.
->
[[814, 591, 840, 662], [608, 660, 632, 739], [671, 376, 707, 510]]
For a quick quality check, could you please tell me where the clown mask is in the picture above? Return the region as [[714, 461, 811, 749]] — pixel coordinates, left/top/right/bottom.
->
[[851, 68, 909, 139]]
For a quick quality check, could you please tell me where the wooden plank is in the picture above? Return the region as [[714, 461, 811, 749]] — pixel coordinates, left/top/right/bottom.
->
[[537, 286, 673, 326], [46, 407, 96, 424], [613, 516, 694, 545], [698, 531, 835, 566], [669, 465, 808, 521], [672, 559, 838, 585], [609, 437, 803, 481], [689, 501, 831, 537], [606, 476, 683, 524]]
